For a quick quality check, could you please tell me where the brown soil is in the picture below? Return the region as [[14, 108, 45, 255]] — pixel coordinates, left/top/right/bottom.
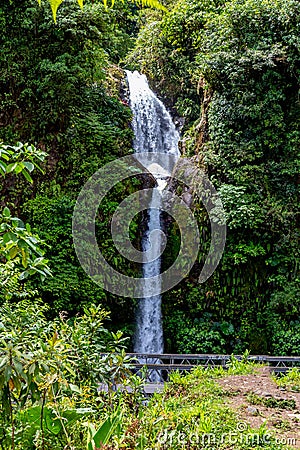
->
[[217, 366, 300, 448]]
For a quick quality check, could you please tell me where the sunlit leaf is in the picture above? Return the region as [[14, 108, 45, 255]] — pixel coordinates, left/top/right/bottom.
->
[[6, 162, 18, 173], [49, 0, 64, 22], [37, 0, 167, 21], [21, 248, 28, 268], [15, 163, 24, 174], [23, 161, 34, 172], [9, 247, 19, 260], [3, 207, 11, 218], [22, 169, 33, 183], [0, 161, 7, 174]]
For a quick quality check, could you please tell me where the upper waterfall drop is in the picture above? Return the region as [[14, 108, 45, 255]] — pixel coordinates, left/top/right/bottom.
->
[[125, 70, 180, 160], [125, 70, 180, 357]]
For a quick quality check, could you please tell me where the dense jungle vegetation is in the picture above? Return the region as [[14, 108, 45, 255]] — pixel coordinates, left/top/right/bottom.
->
[[0, 0, 299, 447], [0, 305, 296, 450], [0, 0, 299, 353], [127, 0, 300, 355]]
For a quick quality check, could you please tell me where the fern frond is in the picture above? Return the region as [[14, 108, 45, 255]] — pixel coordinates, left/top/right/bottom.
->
[[49, 0, 64, 22], [134, 0, 167, 11], [37, 0, 167, 22]]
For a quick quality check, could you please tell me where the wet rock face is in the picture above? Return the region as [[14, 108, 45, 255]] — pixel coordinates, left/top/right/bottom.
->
[[141, 171, 157, 189], [181, 190, 193, 207], [167, 155, 207, 210], [120, 71, 130, 104]]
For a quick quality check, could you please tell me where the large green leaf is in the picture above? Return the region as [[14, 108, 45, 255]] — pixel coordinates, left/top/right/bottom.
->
[[61, 408, 94, 423], [21, 406, 62, 435], [92, 407, 122, 446], [45, 409, 63, 435]]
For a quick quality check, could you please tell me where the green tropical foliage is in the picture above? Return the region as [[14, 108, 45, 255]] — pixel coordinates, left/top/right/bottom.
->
[[0, 309, 292, 450], [0, 0, 300, 447], [1, 0, 299, 353], [129, 0, 300, 354], [0, 142, 51, 300], [0, 301, 130, 449], [0, 0, 139, 325], [0, 142, 46, 182]]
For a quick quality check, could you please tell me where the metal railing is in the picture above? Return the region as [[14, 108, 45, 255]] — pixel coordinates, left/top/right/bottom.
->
[[126, 353, 300, 382]]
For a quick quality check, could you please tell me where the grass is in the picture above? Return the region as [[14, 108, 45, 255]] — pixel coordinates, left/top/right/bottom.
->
[[247, 392, 296, 410], [273, 367, 300, 392], [110, 357, 293, 449]]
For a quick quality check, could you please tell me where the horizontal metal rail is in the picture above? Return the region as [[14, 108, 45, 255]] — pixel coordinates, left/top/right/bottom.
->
[[98, 353, 300, 392], [122, 353, 300, 380], [101, 353, 300, 372], [126, 353, 300, 363]]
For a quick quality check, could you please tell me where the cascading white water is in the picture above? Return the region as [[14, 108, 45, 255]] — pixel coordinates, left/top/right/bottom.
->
[[126, 71, 180, 366]]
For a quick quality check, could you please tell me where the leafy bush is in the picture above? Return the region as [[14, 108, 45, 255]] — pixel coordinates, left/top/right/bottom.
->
[[165, 311, 236, 354], [274, 368, 300, 392], [271, 322, 300, 356], [0, 300, 130, 449]]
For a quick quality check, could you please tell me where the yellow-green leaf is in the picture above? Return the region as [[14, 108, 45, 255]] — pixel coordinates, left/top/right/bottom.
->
[[37, 0, 167, 21], [9, 247, 19, 260], [21, 249, 28, 268], [142, 0, 167, 11], [49, 0, 64, 22]]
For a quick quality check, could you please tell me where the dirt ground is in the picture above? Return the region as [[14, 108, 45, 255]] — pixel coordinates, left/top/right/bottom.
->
[[217, 367, 300, 448]]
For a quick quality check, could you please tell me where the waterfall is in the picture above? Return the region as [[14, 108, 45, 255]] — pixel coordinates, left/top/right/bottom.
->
[[126, 71, 180, 369]]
